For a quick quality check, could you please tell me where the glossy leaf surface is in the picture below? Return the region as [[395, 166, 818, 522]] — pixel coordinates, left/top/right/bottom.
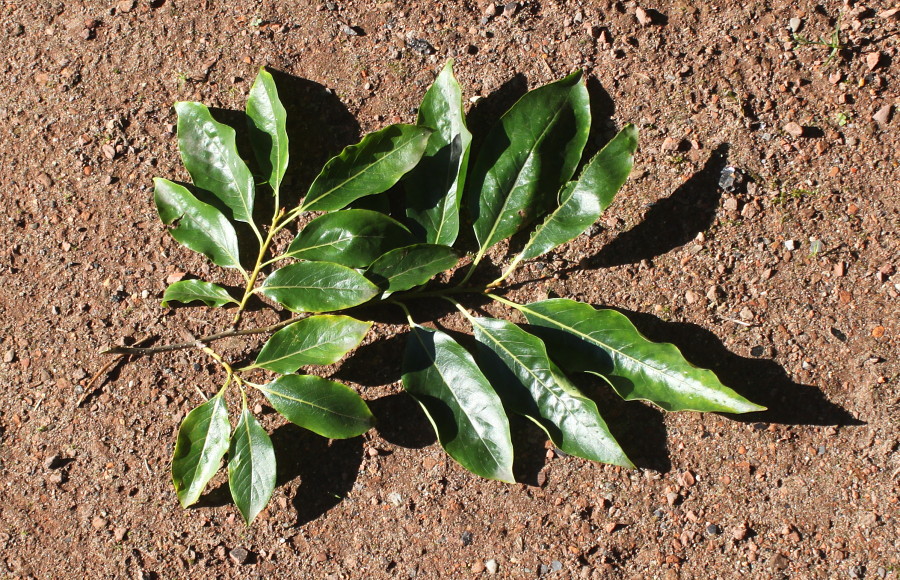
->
[[161, 279, 237, 308], [404, 60, 472, 245], [301, 124, 431, 212], [285, 209, 414, 268], [246, 67, 289, 193], [171, 394, 231, 507], [257, 375, 374, 439], [365, 244, 460, 292], [469, 317, 632, 466], [467, 71, 590, 253], [258, 262, 379, 313], [519, 299, 765, 413], [154, 178, 243, 270], [252, 315, 372, 374], [175, 102, 256, 224], [402, 325, 515, 482], [514, 124, 638, 263], [228, 407, 276, 524]]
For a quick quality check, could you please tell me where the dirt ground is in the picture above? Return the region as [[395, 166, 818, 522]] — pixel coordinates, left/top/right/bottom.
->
[[1, 0, 898, 578]]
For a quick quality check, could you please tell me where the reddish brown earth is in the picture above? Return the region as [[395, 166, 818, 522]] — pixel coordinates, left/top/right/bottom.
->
[[1, 1, 898, 578]]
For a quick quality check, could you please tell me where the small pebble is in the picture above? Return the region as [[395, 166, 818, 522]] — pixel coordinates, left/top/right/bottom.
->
[[91, 516, 108, 530], [706, 523, 721, 535], [502, 1, 518, 18], [113, 527, 128, 542], [341, 24, 361, 36], [44, 454, 62, 470], [550, 560, 563, 572], [789, 17, 802, 32], [784, 122, 804, 138], [472, 561, 485, 574], [387, 492, 403, 507], [8, 23, 24, 37], [866, 52, 882, 71], [784, 239, 797, 251], [461, 531, 474, 546], [117, 0, 135, 13], [229, 547, 250, 565], [873, 105, 892, 125], [3, 350, 15, 363], [406, 37, 436, 55], [635, 7, 652, 25], [485, 559, 498, 574]]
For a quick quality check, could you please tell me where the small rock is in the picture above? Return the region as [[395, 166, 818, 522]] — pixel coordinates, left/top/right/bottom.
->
[[340, 24, 361, 36], [461, 531, 474, 546], [866, 52, 882, 71], [550, 560, 563, 572], [406, 37, 436, 55], [91, 516, 108, 530], [680, 470, 696, 487], [604, 522, 620, 533], [784, 122, 804, 138], [113, 527, 128, 542], [740, 307, 754, 321], [770, 553, 789, 570], [8, 23, 24, 37], [35, 172, 53, 188], [102, 144, 116, 160], [472, 561, 485, 574], [44, 454, 62, 469], [718, 166, 745, 193], [732, 523, 749, 541], [117, 0, 135, 13], [502, 1, 518, 18], [666, 491, 680, 505], [879, 8, 900, 20], [660, 136, 680, 151], [706, 523, 721, 535], [635, 7, 652, 25], [684, 291, 699, 305], [789, 17, 802, 33], [367, 447, 380, 457], [387, 492, 403, 507], [229, 547, 250, 565], [313, 551, 327, 563], [3, 350, 15, 363], [849, 565, 866, 579], [873, 105, 892, 125], [482, 3, 497, 19], [485, 559, 498, 574], [784, 239, 797, 251], [723, 197, 739, 211]]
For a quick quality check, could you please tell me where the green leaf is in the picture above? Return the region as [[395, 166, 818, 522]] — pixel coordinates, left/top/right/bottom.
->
[[258, 262, 379, 313], [518, 299, 766, 413], [154, 178, 243, 270], [468, 317, 632, 467], [365, 244, 460, 293], [301, 124, 432, 212], [285, 209, 415, 268], [404, 60, 472, 245], [171, 393, 231, 507], [257, 374, 374, 439], [246, 67, 289, 193], [175, 102, 256, 225], [228, 407, 276, 524], [161, 279, 237, 308], [252, 315, 372, 374], [402, 325, 514, 482], [513, 124, 638, 264], [467, 71, 590, 254]]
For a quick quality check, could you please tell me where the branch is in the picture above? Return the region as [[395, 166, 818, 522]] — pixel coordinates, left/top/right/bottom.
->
[[102, 315, 307, 357]]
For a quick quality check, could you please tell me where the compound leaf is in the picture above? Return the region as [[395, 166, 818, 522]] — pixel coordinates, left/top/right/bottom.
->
[[469, 317, 632, 467], [154, 178, 243, 270], [175, 102, 256, 225], [467, 71, 590, 254], [228, 407, 276, 524], [402, 325, 514, 483], [258, 262, 379, 313], [404, 60, 472, 245], [301, 124, 432, 212], [285, 209, 414, 268], [161, 279, 237, 308], [514, 124, 638, 264], [365, 244, 460, 293], [257, 374, 374, 439], [519, 299, 765, 413], [171, 393, 231, 507], [246, 67, 289, 194], [252, 315, 372, 374]]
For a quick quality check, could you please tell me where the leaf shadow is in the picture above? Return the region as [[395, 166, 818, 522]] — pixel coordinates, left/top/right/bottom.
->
[[583, 143, 729, 269], [368, 393, 437, 450], [270, 423, 364, 527], [607, 307, 862, 427]]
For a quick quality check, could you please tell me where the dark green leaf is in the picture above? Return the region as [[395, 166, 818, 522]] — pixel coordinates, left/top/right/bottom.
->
[[513, 124, 638, 264], [175, 102, 256, 225], [246, 67, 289, 193], [257, 374, 374, 439], [467, 71, 590, 254], [518, 299, 766, 413], [228, 407, 276, 524], [402, 325, 514, 482], [301, 124, 432, 212], [469, 317, 632, 466], [258, 262, 379, 313], [404, 60, 472, 245], [171, 393, 231, 507], [365, 244, 460, 293], [154, 178, 243, 270], [161, 279, 237, 308], [285, 209, 414, 268], [251, 315, 372, 374]]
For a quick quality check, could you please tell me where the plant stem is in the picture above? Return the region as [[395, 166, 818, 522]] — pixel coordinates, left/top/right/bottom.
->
[[103, 315, 307, 357], [232, 207, 286, 326]]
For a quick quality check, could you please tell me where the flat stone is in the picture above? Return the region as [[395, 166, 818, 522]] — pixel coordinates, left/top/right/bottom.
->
[[873, 105, 892, 125], [784, 122, 804, 138], [229, 547, 250, 565]]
